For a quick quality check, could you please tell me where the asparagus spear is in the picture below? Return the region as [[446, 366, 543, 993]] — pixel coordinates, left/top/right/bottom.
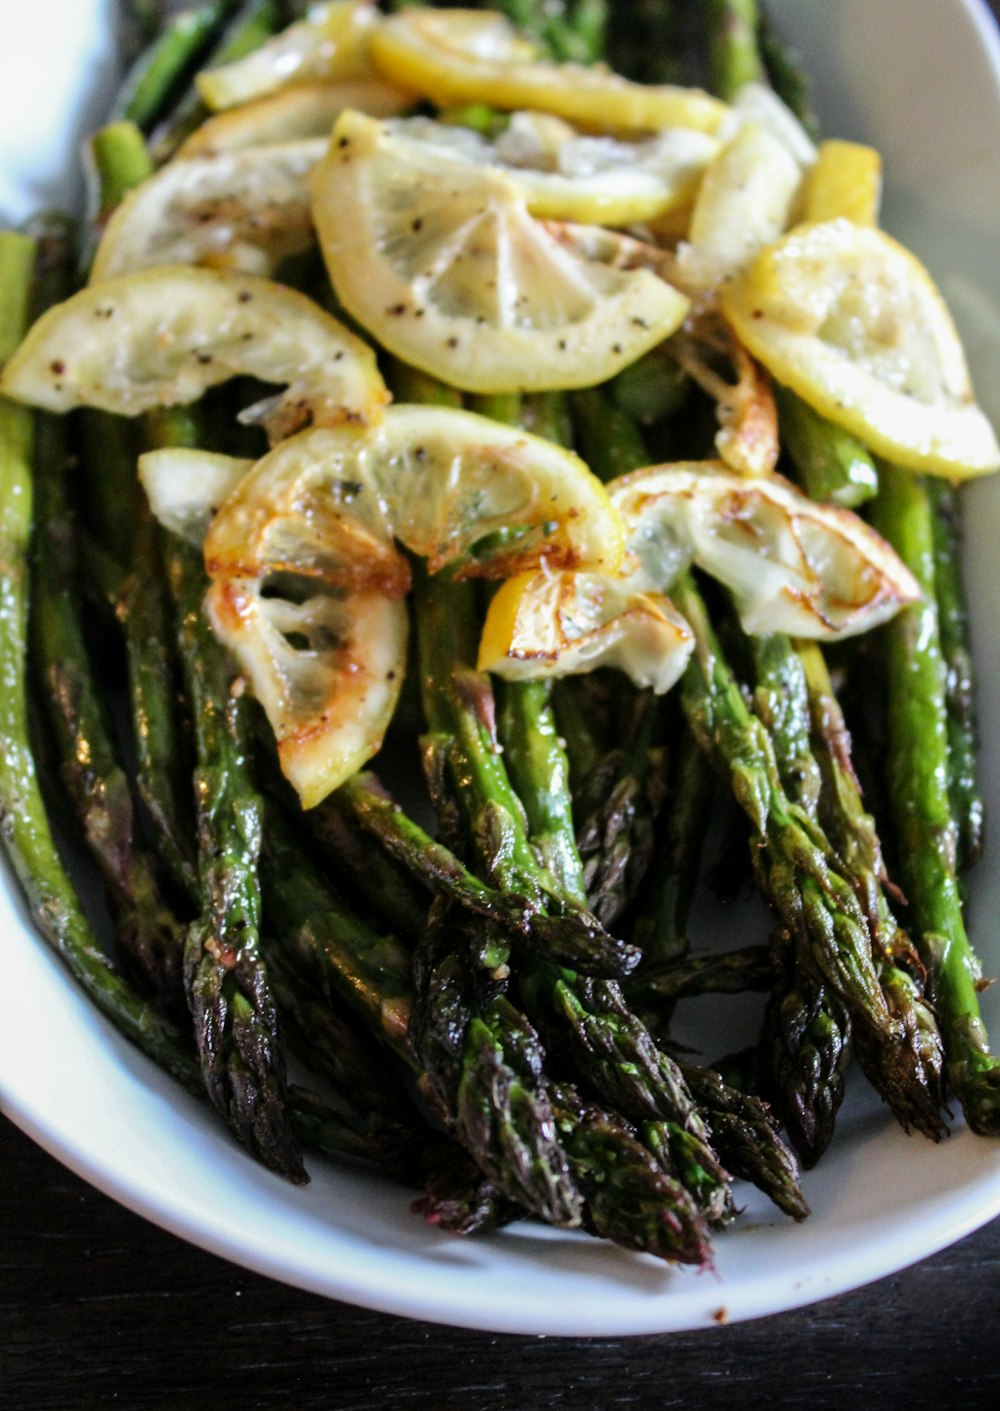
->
[[417, 572, 638, 978], [742, 628, 854, 1160], [166, 530, 305, 1181], [630, 719, 716, 970], [703, 0, 764, 99], [869, 466, 1000, 1135], [110, 1, 239, 132], [926, 478, 984, 872], [775, 386, 879, 510], [150, 0, 285, 163], [672, 574, 899, 1045], [0, 229, 196, 1091], [27, 220, 185, 1012], [549, 1082, 713, 1263], [318, 771, 545, 944]]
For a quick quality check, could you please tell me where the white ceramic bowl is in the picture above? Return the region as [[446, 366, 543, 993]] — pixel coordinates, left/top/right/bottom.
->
[[2, 0, 1000, 1336]]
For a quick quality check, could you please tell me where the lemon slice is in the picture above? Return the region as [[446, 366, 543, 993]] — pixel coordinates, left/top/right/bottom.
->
[[90, 140, 326, 282], [369, 8, 728, 134], [177, 404, 620, 803], [177, 79, 417, 156], [138, 442, 408, 810], [311, 109, 689, 393], [203, 405, 623, 584], [611, 460, 920, 639], [0, 265, 389, 441], [721, 219, 1000, 479], [372, 111, 718, 227], [212, 574, 409, 810], [478, 568, 693, 692], [197, 0, 377, 111], [673, 122, 802, 292], [802, 140, 882, 227]]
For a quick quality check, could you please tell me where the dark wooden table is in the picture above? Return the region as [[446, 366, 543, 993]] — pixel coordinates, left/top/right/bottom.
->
[[6, 2, 1000, 1405], [3, 1114, 1000, 1409]]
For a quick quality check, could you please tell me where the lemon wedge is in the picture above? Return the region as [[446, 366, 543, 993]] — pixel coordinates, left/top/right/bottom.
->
[[89, 140, 326, 282], [369, 7, 728, 134], [722, 219, 1000, 479], [177, 79, 417, 156], [478, 568, 693, 693], [197, 0, 377, 111], [311, 108, 689, 393], [0, 266, 389, 441]]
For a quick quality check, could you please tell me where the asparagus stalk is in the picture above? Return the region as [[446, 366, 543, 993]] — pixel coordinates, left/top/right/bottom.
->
[[743, 628, 854, 1160], [28, 220, 185, 1012], [775, 386, 879, 510], [869, 466, 1000, 1135], [630, 720, 716, 970], [703, 0, 764, 100], [318, 771, 545, 944], [0, 229, 197, 1091], [549, 1082, 713, 1263], [637, 944, 774, 1000], [672, 573, 899, 1044], [150, 0, 285, 163], [166, 529, 305, 1181], [926, 478, 984, 872], [417, 571, 638, 977], [110, 1, 239, 131]]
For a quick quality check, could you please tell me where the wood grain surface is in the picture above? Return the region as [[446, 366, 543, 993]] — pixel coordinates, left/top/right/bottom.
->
[[5, 3, 1000, 1407]]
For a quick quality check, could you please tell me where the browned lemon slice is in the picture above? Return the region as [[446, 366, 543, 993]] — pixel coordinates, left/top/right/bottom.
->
[[0, 266, 389, 440], [311, 109, 689, 393], [145, 405, 620, 803], [478, 569, 692, 692], [369, 7, 727, 134], [612, 461, 920, 638], [722, 219, 1000, 479]]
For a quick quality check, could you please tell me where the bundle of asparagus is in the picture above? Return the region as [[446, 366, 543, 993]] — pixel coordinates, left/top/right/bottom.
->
[[0, 0, 997, 1283]]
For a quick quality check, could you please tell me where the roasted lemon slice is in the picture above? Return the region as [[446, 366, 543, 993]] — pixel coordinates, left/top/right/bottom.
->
[[90, 140, 326, 282], [612, 461, 920, 638], [369, 7, 727, 134], [311, 109, 689, 393], [177, 78, 416, 156], [721, 219, 1000, 479], [158, 404, 620, 803], [478, 568, 692, 692], [363, 111, 718, 227], [197, 0, 377, 111], [0, 266, 389, 441], [203, 404, 623, 585]]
